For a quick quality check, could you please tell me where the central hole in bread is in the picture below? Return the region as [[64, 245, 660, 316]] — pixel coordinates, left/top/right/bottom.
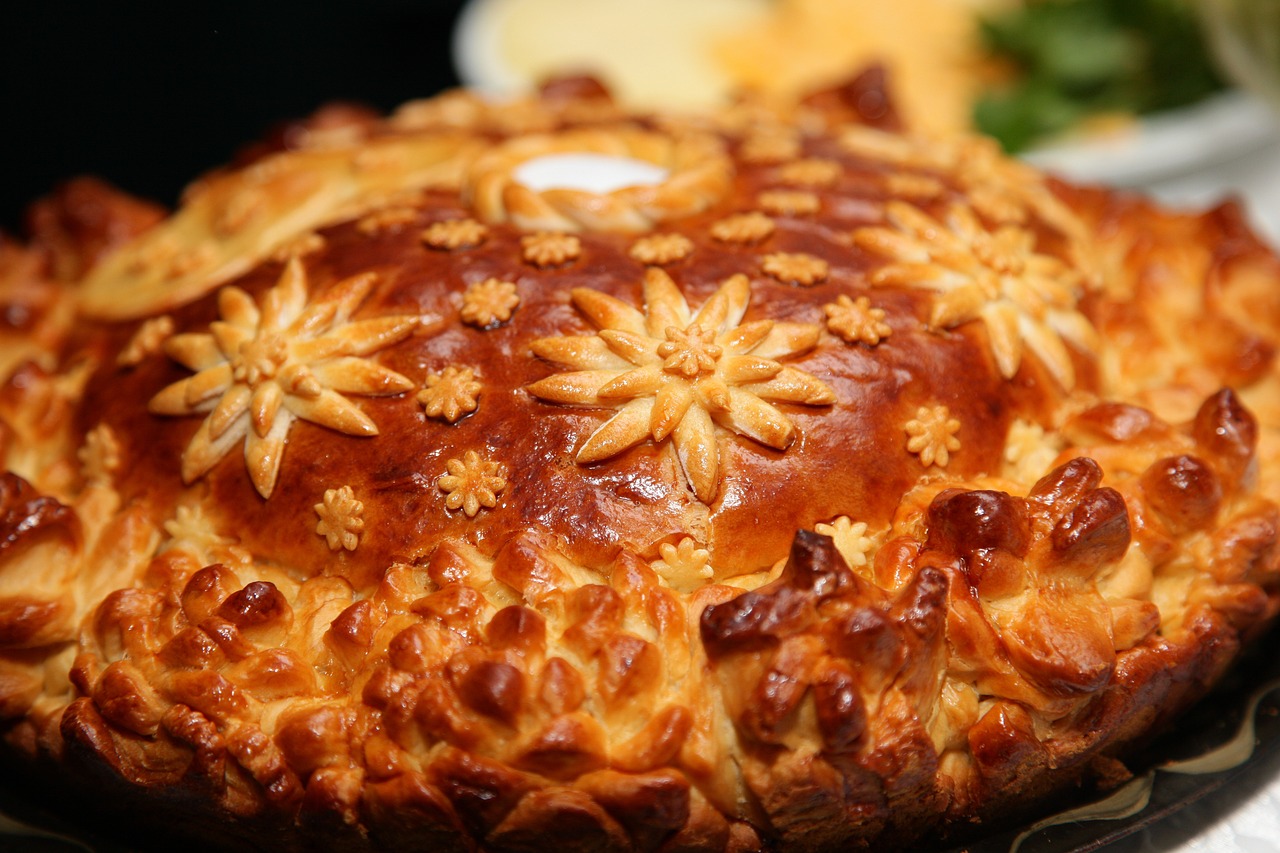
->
[[513, 153, 670, 193]]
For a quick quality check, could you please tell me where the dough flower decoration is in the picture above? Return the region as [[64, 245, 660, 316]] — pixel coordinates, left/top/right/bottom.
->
[[418, 365, 482, 423], [162, 504, 235, 554], [118, 315, 174, 367], [761, 251, 829, 286], [315, 485, 364, 552], [521, 232, 581, 268], [777, 158, 842, 188], [757, 190, 820, 217], [528, 268, 836, 503], [461, 278, 520, 328], [710, 211, 775, 245], [854, 201, 1097, 389], [905, 404, 961, 468], [149, 257, 419, 498], [357, 206, 420, 235], [824, 295, 891, 346], [813, 516, 877, 570], [653, 536, 713, 592], [79, 423, 121, 483], [629, 233, 693, 265], [422, 218, 488, 251], [438, 449, 508, 517]]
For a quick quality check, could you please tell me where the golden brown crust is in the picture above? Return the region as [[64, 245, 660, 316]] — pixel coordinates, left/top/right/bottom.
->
[[0, 78, 1279, 851]]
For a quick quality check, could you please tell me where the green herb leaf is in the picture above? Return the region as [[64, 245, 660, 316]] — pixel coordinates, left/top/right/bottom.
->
[[975, 0, 1226, 152]]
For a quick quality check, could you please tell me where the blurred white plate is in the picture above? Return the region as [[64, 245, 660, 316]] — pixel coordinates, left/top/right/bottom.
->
[[1025, 90, 1280, 186]]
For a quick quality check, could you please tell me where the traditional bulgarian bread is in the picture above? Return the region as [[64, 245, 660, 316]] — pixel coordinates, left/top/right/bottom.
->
[[1, 73, 1278, 850]]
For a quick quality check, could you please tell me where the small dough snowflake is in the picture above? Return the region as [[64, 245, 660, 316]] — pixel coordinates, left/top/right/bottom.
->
[[521, 232, 581, 267], [118, 316, 174, 367], [461, 278, 520, 328], [1004, 418, 1062, 487], [315, 485, 364, 552], [778, 158, 842, 187], [418, 366, 481, 423], [439, 449, 508, 517], [824, 295, 892, 346], [653, 537, 713, 592], [162, 504, 243, 565], [630, 233, 694, 265], [905, 405, 961, 468], [358, 207, 420, 235], [79, 423, 121, 483], [422, 218, 488, 251], [761, 252, 829, 286], [813, 517, 877, 569], [710, 212, 775, 245], [758, 190, 820, 216]]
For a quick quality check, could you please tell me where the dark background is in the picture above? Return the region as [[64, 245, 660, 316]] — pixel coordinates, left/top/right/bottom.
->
[[1, 1, 470, 233]]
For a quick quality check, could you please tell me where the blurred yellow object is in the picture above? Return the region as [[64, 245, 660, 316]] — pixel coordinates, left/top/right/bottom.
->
[[713, 0, 1014, 134], [483, 0, 771, 108], [459, 0, 1012, 132]]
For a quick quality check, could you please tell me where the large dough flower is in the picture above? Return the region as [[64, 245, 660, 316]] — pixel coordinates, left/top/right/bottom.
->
[[854, 201, 1098, 389], [528, 268, 835, 502], [150, 258, 419, 498]]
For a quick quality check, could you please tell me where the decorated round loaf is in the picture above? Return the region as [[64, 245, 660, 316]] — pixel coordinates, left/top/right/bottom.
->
[[1, 74, 1279, 850]]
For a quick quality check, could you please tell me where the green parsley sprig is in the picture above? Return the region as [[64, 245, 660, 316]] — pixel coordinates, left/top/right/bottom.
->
[[975, 0, 1226, 152]]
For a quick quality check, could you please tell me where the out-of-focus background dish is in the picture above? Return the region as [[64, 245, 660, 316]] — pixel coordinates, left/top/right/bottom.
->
[[456, 0, 1223, 143], [1201, 0, 1280, 108], [454, 0, 1280, 244]]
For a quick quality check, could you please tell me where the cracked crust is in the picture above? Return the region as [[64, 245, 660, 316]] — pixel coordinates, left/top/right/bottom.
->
[[1, 76, 1280, 851]]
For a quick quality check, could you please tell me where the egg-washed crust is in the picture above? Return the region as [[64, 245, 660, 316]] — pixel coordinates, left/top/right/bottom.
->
[[1, 73, 1279, 851]]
